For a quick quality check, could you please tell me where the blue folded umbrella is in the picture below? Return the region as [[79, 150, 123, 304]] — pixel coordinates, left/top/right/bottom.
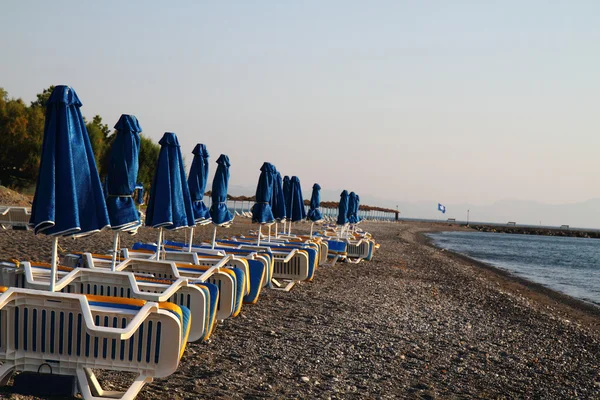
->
[[290, 176, 306, 222], [209, 154, 234, 226], [106, 114, 142, 231], [307, 183, 323, 222], [271, 171, 286, 221], [355, 194, 362, 223], [188, 144, 211, 223], [29, 85, 110, 290], [30, 85, 110, 237], [135, 183, 144, 205], [337, 190, 349, 226], [145, 132, 195, 229], [251, 162, 275, 224], [347, 191, 357, 224], [283, 175, 292, 220]]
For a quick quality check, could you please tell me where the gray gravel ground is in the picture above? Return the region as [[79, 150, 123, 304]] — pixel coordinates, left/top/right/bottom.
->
[[1, 220, 599, 399]]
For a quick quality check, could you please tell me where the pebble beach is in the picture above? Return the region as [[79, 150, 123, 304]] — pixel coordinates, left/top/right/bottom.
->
[[1, 220, 599, 399]]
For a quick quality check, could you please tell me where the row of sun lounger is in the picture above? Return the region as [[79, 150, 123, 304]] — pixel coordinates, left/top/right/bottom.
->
[[0, 226, 378, 399], [0, 86, 382, 399]]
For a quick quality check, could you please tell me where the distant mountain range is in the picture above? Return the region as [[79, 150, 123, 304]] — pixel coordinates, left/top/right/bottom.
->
[[226, 184, 600, 229]]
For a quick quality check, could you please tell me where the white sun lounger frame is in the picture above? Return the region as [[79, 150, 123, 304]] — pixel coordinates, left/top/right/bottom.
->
[[235, 244, 309, 292], [113, 257, 236, 321], [0, 287, 184, 400], [4, 262, 209, 343]]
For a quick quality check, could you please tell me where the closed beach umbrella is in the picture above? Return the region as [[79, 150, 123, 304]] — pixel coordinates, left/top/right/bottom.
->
[[251, 162, 275, 245], [271, 170, 286, 221], [209, 154, 234, 248], [337, 190, 349, 226], [307, 183, 323, 223], [347, 192, 357, 224], [145, 132, 195, 257], [106, 114, 142, 269], [288, 176, 306, 234], [290, 176, 306, 222], [282, 175, 292, 233], [307, 183, 324, 237], [271, 170, 286, 238], [355, 194, 361, 223], [135, 183, 144, 205], [283, 175, 292, 218], [186, 143, 211, 250], [188, 144, 211, 223], [29, 85, 110, 290]]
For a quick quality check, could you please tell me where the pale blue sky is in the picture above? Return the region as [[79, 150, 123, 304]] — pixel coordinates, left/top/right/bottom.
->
[[1, 1, 599, 207]]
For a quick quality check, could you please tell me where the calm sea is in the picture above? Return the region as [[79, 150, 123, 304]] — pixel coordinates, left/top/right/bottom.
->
[[426, 231, 600, 306]]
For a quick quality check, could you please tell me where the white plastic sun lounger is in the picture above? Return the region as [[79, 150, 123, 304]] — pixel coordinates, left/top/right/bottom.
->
[[0, 286, 189, 400], [70, 252, 238, 321], [116, 258, 236, 321], [0, 207, 31, 230], [0, 261, 211, 343], [232, 244, 310, 292]]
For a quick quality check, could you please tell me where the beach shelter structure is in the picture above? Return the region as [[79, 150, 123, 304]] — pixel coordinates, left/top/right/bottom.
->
[[106, 114, 142, 270], [187, 144, 211, 250], [145, 132, 195, 258], [29, 85, 110, 291], [209, 154, 234, 248], [307, 183, 324, 237], [251, 162, 275, 245]]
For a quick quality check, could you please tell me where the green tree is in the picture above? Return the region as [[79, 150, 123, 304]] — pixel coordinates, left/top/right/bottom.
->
[[30, 85, 55, 109], [86, 115, 112, 175], [0, 89, 44, 187]]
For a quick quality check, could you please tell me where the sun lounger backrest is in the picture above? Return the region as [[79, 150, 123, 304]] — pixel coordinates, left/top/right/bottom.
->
[[7, 262, 208, 344], [0, 287, 187, 399], [118, 260, 235, 321]]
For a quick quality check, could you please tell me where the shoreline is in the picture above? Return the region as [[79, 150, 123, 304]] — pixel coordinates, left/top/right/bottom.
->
[[417, 227, 600, 329]]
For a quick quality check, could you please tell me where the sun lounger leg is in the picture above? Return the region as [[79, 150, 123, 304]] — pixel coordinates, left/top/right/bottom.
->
[[79, 368, 152, 400], [327, 255, 340, 267], [0, 362, 14, 386], [346, 257, 363, 264], [269, 278, 296, 292]]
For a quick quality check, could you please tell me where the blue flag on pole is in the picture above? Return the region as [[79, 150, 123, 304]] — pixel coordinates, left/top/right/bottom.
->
[[438, 203, 446, 214]]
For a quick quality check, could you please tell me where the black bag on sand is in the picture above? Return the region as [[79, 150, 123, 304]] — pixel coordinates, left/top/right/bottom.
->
[[13, 362, 77, 397]]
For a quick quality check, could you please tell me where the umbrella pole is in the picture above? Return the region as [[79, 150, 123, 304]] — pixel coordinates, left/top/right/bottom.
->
[[188, 227, 194, 252], [310, 222, 314, 238], [257, 225, 262, 246], [268, 225, 271, 242], [111, 231, 119, 272], [156, 227, 163, 260], [275, 222, 278, 239], [211, 225, 218, 249], [50, 237, 58, 292]]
